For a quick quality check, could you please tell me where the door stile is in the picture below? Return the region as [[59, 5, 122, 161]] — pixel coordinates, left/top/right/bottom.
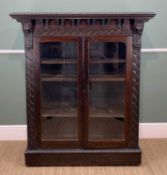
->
[[81, 37, 89, 147], [124, 37, 134, 147], [77, 37, 84, 147]]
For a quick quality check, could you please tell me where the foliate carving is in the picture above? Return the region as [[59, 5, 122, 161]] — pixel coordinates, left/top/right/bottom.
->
[[107, 19, 117, 29], [34, 28, 132, 37], [123, 19, 131, 30], [35, 19, 44, 31], [24, 35, 33, 49], [33, 18, 132, 36], [132, 34, 142, 49]]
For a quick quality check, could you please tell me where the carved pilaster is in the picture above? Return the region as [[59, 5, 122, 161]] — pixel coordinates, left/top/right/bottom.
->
[[130, 21, 143, 146], [21, 19, 38, 149]]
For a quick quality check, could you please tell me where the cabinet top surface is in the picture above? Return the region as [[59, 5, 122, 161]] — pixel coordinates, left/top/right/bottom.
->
[[10, 12, 156, 20]]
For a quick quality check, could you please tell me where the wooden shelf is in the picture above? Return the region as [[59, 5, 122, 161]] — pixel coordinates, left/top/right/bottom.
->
[[42, 104, 124, 118], [41, 59, 125, 64], [90, 75, 125, 82], [90, 58, 125, 64], [90, 106, 124, 118], [42, 108, 77, 118], [41, 74, 125, 82], [41, 59, 77, 64], [41, 74, 77, 82]]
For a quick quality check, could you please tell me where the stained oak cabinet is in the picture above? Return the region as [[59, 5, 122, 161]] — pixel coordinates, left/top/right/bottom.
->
[[10, 13, 155, 166]]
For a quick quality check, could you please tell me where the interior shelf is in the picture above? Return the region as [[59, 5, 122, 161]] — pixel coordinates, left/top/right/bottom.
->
[[90, 58, 125, 64], [41, 74, 125, 82], [41, 59, 77, 64], [41, 59, 125, 64], [42, 108, 77, 118], [41, 74, 77, 82], [42, 103, 124, 118], [90, 75, 125, 82], [90, 105, 124, 118]]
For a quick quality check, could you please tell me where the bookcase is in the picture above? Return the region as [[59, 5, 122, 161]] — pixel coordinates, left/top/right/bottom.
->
[[10, 12, 155, 166]]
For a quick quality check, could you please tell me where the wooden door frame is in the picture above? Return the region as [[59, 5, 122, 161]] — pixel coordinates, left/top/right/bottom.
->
[[83, 36, 132, 148], [34, 36, 83, 148]]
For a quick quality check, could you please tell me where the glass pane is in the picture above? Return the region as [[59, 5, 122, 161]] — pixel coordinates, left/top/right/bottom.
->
[[88, 41, 126, 141], [40, 41, 78, 141], [90, 42, 126, 75], [40, 42, 77, 59]]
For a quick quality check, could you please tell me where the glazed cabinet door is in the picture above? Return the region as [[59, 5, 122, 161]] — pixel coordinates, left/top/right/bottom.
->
[[37, 37, 82, 148], [84, 36, 132, 148]]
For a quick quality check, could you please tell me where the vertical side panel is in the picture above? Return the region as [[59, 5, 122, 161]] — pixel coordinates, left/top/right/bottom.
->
[[23, 20, 41, 149], [128, 20, 144, 147]]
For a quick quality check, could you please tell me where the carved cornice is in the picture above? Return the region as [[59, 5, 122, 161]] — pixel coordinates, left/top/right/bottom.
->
[[10, 12, 156, 20], [10, 12, 155, 37]]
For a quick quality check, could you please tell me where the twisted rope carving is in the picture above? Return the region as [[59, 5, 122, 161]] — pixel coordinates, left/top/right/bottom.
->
[[129, 20, 143, 147]]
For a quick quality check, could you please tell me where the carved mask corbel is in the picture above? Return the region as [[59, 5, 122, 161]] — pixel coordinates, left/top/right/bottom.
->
[[21, 19, 33, 50], [134, 19, 144, 34]]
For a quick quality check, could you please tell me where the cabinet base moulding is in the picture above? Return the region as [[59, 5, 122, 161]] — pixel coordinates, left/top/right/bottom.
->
[[25, 147, 141, 166]]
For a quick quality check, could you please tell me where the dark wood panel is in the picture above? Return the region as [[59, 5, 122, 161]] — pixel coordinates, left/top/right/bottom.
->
[[41, 59, 77, 64], [90, 75, 125, 82], [25, 148, 141, 166], [41, 74, 77, 82], [90, 59, 125, 64]]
